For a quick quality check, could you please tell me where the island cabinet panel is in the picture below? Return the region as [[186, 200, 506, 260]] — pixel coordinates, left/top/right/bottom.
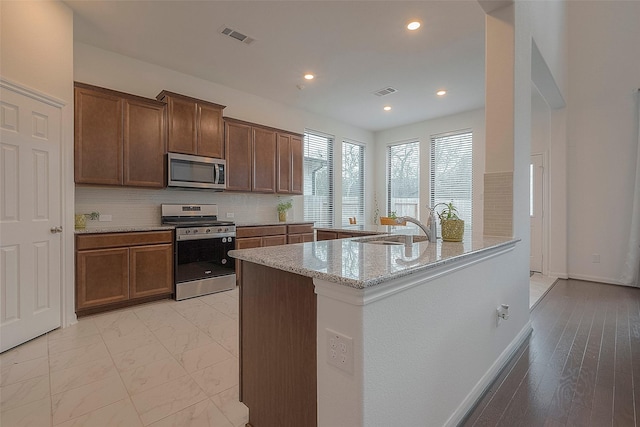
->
[[74, 83, 166, 188], [240, 262, 317, 427], [157, 90, 225, 158], [252, 127, 277, 193], [224, 120, 253, 192], [75, 231, 173, 315], [74, 85, 123, 185]]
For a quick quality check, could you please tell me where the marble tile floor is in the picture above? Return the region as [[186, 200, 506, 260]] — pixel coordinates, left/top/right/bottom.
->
[[0, 287, 248, 427], [530, 272, 558, 309], [2, 276, 556, 426]]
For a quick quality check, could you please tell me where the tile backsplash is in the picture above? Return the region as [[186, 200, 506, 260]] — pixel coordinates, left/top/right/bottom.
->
[[75, 186, 303, 228]]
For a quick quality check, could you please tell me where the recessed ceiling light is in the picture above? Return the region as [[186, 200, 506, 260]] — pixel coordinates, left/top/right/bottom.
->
[[383, 106, 392, 111], [407, 21, 421, 31], [304, 74, 315, 80], [436, 89, 447, 96]]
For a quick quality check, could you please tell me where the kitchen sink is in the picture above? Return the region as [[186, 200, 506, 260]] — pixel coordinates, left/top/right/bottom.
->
[[353, 235, 429, 245]]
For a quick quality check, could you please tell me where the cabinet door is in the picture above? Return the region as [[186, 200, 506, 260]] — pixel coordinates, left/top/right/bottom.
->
[[123, 99, 165, 187], [225, 121, 252, 191], [252, 127, 277, 193], [197, 103, 224, 158], [74, 86, 123, 185], [290, 135, 303, 194], [129, 244, 173, 299], [276, 133, 292, 193], [76, 248, 129, 310], [166, 96, 197, 154]]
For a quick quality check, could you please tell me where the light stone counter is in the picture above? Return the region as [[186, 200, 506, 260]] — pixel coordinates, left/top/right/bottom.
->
[[229, 235, 519, 289], [74, 225, 174, 234]]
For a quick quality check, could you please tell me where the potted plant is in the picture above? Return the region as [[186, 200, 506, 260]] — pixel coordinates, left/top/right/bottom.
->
[[434, 202, 464, 242], [277, 200, 292, 222]]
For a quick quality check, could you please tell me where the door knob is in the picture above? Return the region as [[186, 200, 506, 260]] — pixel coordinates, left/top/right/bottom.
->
[[50, 226, 63, 233]]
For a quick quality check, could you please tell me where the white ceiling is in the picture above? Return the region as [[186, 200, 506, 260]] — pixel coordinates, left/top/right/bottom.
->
[[65, 1, 486, 132]]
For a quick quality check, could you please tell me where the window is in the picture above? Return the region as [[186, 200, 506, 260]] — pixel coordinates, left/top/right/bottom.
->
[[342, 141, 365, 225], [304, 130, 334, 227], [430, 131, 473, 238], [387, 141, 420, 220]]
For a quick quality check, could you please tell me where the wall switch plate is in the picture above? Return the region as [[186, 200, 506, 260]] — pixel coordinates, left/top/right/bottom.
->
[[99, 214, 112, 222], [226, 212, 234, 218], [326, 329, 353, 374]]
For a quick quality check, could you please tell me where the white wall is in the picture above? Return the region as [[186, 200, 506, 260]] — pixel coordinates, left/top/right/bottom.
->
[[74, 43, 374, 226], [1, 0, 76, 326], [373, 108, 486, 239], [567, 1, 640, 285]]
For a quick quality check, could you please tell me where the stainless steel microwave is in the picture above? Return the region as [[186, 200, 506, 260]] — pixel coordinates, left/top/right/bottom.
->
[[167, 152, 226, 190]]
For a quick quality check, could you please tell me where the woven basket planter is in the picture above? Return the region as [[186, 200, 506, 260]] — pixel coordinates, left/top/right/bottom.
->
[[441, 219, 464, 242]]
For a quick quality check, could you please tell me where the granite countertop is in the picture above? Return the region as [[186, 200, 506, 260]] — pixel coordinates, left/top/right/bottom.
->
[[229, 235, 520, 289], [74, 225, 175, 234], [235, 221, 314, 227], [315, 224, 422, 235]]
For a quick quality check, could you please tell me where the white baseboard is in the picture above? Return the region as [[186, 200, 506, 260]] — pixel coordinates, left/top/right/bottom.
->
[[445, 321, 533, 427], [567, 273, 622, 286]]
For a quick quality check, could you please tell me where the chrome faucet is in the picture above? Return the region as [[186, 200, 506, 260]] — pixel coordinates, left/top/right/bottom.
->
[[395, 206, 438, 243]]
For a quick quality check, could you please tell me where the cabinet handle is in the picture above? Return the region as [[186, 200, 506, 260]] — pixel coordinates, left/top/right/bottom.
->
[[50, 226, 63, 233]]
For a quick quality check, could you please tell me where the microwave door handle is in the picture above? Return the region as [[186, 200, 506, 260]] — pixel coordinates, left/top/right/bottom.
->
[[214, 163, 219, 184]]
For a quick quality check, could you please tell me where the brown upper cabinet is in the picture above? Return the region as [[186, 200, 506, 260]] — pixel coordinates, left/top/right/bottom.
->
[[225, 117, 303, 194], [156, 91, 225, 158], [277, 133, 303, 194], [74, 82, 165, 188]]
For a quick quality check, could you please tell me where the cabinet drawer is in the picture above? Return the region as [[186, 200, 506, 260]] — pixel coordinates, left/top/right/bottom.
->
[[236, 225, 287, 238], [76, 231, 173, 250], [236, 237, 263, 250], [316, 231, 338, 241], [287, 223, 314, 235]]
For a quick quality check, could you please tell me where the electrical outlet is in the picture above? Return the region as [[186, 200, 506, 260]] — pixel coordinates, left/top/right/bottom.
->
[[99, 214, 112, 222], [226, 212, 234, 218], [326, 329, 353, 374]]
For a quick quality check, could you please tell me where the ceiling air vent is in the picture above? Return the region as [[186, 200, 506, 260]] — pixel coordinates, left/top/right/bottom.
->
[[373, 87, 397, 97], [220, 26, 255, 45]]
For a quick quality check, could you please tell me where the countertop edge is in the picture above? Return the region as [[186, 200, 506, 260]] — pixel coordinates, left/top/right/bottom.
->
[[74, 226, 175, 234], [230, 237, 520, 289]]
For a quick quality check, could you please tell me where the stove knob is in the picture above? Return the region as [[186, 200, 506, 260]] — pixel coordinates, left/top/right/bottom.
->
[[206, 228, 211, 233], [185, 230, 191, 234], [217, 228, 223, 233], [193, 229, 198, 234]]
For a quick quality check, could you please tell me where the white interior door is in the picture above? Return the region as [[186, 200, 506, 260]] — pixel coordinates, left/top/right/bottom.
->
[[530, 154, 543, 273], [0, 82, 63, 352]]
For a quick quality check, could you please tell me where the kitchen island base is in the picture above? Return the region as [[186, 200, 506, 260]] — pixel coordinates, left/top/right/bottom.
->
[[240, 261, 317, 427]]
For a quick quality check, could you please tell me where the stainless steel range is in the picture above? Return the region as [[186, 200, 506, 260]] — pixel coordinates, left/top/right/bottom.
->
[[161, 204, 236, 300]]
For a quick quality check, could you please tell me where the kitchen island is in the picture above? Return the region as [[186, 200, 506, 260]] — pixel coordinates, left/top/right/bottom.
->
[[230, 234, 528, 427]]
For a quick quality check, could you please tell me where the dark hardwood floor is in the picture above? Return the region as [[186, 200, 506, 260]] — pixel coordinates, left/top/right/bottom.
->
[[462, 279, 640, 427]]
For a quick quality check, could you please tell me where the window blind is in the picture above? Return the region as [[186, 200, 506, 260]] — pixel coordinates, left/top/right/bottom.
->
[[342, 141, 365, 225], [304, 130, 334, 227], [387, 141, 420, 221], [430, 131, 473, 238]]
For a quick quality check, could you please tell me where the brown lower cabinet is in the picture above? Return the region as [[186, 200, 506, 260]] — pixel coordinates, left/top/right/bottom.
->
[[235, 223, 314, 283], [75, 231, 173, 315]]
